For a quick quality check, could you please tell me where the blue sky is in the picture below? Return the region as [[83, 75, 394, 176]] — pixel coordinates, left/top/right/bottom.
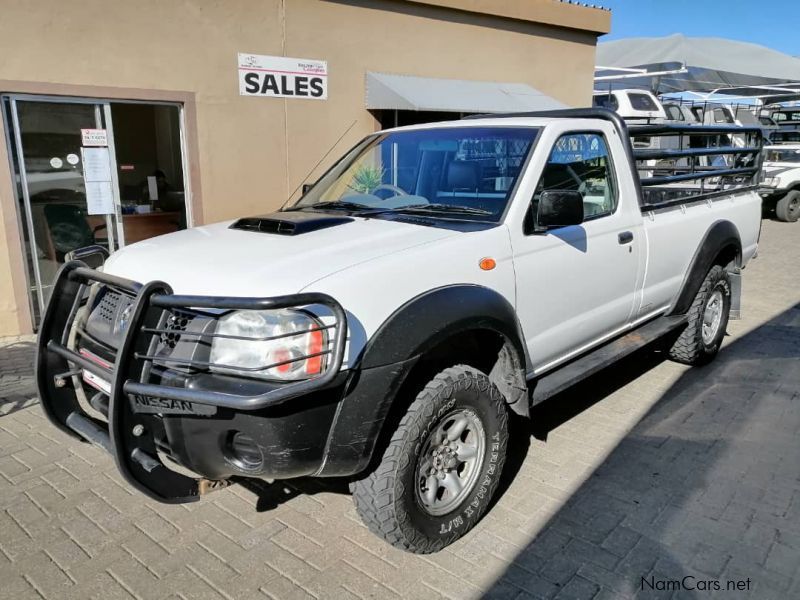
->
[[599, 0, 800, 57]]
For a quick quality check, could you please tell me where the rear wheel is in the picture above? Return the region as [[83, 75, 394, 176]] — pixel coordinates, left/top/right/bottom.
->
[[775, 190, 800, 222], [351, 365, 508, 553], [668, 265, 731, 366]]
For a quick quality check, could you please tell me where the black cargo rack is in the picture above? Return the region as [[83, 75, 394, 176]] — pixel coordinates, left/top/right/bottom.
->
[[36, 261, 347, 502], [464, 107, 764, 210]]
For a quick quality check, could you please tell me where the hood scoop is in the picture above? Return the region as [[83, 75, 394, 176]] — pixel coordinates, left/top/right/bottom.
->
[[230, 211, 354, 236]]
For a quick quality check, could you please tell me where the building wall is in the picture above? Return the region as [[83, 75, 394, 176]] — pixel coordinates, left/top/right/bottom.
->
[[0, 0, 607, 335]]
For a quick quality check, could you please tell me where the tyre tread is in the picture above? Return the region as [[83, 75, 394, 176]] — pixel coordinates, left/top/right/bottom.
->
[[351, 365, 508, 553]]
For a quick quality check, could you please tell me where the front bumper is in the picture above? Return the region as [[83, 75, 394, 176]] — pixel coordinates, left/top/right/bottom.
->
[[36, 261, 348, 503]]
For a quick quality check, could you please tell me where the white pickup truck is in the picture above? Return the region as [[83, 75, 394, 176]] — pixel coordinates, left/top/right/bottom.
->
[[760, 143, 800, 222], [36, 109, 762, 553]]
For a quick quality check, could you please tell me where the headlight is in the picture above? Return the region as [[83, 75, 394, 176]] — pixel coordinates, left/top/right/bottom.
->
[[763, 176, 778, 187], [209, 309, 327, 381]]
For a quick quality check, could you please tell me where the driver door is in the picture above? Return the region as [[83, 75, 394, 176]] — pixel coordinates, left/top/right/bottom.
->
[[510, 128, 643, 374]]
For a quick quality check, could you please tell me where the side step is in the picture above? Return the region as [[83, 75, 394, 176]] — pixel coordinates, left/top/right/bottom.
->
[[530, 315, 688, 404]]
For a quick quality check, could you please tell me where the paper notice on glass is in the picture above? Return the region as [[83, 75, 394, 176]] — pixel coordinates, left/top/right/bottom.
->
[[81, 147, 112, 182], [85, 181, 115, 215], [147, 175, 159, 201]]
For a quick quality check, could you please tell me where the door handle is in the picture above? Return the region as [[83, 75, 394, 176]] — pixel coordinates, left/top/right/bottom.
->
[[618, 231, 634, 244]]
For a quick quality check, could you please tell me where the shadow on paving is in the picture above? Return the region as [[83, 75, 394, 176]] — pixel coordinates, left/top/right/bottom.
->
[[486, 303, 800, 600], [0, 342, 37, 416]]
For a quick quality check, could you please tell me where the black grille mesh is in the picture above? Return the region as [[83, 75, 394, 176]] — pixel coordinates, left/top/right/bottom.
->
[[96, 290, 122, 324]]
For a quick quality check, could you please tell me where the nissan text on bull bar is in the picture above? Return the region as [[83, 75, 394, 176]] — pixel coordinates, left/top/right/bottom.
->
[[37, 108, 763, 553]]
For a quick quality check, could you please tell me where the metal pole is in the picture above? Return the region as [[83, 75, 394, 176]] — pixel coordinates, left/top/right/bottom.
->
[[94, 105, 117, 253], [9, 98, 46, 316], [102, 103, 126, 247]]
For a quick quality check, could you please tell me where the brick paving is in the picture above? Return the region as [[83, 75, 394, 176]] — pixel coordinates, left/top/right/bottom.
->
[[1, 219, 798, 600]]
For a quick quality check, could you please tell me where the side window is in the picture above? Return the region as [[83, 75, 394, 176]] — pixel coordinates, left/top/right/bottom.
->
[[666, 105, 683, 121], [713, 108, 732, 124], [593, 94, 619, 111], [534, 132, 617, 221], [629, 93, 659, 111]]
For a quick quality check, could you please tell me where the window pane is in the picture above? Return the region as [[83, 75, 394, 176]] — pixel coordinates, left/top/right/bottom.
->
[[593, 95, 618, 111], [536, 133, 616, 219], [629, 93, 658, 111]]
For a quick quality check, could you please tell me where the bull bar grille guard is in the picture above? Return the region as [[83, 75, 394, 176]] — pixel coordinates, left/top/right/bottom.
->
[[36, 261, 347, 502]]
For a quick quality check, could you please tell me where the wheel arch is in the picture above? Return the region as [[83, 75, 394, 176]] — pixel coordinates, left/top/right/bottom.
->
[[357, 284, 530, 414], [668, 219, 742, 316], [316, 285, 530, 477]]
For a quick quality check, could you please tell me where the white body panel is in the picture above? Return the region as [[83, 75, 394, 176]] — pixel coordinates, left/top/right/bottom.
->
[[762, 144, 800, 191], [101, 116, 762, 375], [638, 193, 761, 317]]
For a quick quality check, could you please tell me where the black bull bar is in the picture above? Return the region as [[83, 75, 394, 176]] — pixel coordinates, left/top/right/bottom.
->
[[36, 261, 347, 503]]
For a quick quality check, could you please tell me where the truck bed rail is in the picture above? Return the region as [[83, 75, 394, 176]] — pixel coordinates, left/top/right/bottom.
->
[[465, 108, 764, 210]]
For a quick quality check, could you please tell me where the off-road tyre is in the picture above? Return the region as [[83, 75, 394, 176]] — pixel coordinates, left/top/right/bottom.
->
[[775, 190, 800, 222], [668, 265, 731, 366], [351, 365, 508, 553]]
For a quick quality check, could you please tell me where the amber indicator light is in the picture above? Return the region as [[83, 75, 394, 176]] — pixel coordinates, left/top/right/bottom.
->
[[479, 257, 496, 271]]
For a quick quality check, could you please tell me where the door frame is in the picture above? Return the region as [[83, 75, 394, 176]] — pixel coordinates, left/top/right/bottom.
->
[[0, 80, 202, 334]]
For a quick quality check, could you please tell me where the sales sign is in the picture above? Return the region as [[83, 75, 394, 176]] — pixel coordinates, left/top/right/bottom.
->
[[238, 53, 328, 100]]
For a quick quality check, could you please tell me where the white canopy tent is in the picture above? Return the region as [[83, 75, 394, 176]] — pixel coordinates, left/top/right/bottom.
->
[[595, 34, 800, 101]]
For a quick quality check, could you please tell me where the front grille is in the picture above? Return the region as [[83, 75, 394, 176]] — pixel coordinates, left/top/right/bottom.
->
[[160, 312, 192, 349], [95, 289, 123, 324]]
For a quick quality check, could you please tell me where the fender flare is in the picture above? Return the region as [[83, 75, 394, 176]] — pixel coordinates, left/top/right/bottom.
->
[[356, 284, 529, 371], [316, 285, 529, 477], [668, 219, 742, 316]]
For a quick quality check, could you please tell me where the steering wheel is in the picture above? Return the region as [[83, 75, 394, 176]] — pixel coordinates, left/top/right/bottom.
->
[[370, 184, 408, 197]]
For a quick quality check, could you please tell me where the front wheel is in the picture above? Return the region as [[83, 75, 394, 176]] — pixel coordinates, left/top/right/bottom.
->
[[351, 365, 508, 553], [668, 265, 731, 366], [775, 190, 800, 222]]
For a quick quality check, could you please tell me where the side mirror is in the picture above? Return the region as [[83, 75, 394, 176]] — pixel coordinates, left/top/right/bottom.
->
[[535, 190, 584, 232]]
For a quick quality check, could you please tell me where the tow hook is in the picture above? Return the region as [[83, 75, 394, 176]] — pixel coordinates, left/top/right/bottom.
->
[[54, 369, 81, 388], [198, 478, 232, 495]]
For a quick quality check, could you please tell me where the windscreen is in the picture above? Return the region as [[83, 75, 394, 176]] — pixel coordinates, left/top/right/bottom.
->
[[766, 148, 800, 163], [293, 126, 539, 221]]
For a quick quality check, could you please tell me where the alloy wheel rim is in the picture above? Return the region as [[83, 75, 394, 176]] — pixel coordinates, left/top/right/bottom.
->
[[415, 408, 486, 516], [702, 289, 724, 345]]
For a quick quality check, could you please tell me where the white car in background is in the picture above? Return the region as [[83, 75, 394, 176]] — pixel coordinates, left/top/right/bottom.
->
[[592, 89, 667, 124], [662, 102, 701, 124], [761, 144, 800, 222]]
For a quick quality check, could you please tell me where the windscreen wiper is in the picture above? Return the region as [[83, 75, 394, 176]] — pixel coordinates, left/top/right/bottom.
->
[[390, 203, 494, 217]]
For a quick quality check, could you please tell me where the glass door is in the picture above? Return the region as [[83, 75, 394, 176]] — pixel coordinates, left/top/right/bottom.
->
[[3, 96, 123, 323], [3, 94, 190, 329]]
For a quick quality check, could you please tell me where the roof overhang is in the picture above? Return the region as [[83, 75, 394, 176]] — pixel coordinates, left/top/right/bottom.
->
[[366, 72, 569, 113], [391, 0, 611, 34]]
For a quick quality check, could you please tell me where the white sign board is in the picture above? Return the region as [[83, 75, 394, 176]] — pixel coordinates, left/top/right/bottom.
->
[[85, 181, 115, 216], [80, 147, 112, 182], [81, 128, 108, 147], [80, 147, 115, 214], [238, 53, 327, 100]]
